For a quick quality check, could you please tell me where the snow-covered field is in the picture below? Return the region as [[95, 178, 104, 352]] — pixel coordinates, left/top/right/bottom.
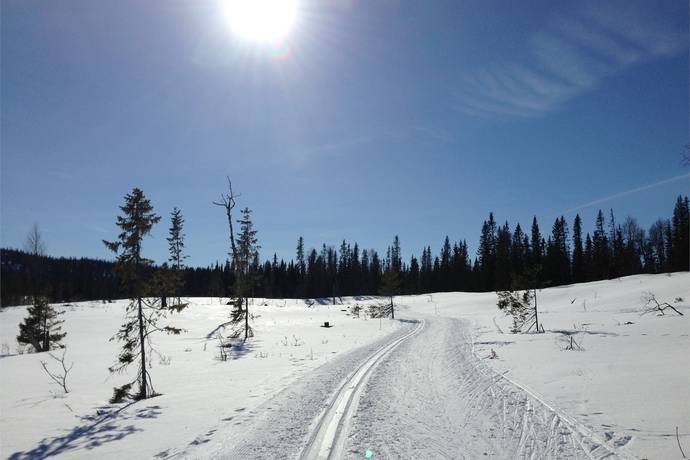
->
[[397, 272, 690, 459], [1, 272, 688, 459], [0, 297, 401, 459]]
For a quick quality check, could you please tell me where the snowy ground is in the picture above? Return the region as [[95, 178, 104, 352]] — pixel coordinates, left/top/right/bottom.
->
[[393, 272, 690, 459], [1, 273, 688, 459], [0, 297, 401, 459]]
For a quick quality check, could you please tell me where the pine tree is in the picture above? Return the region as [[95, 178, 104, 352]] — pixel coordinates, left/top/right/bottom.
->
[[231, 207, 260, 341], [296, 236, 306, 276], [379, 267, 401, 319], [17, 297, 66, 352], [571, 214, 585, 283], [166, 207, 188, 307], [103, 188, 184, 402], [511, 223, 527, 280], [592, 210, 610, 279], [440, 236, 452, 291], [670, 195, 690, 271], [495, 222, 512, 290], [529, 216, 543, 275], [478, 213, 497, 290]]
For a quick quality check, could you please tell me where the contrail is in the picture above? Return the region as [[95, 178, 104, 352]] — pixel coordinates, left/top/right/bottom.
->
[[560, 173, 689, 215]]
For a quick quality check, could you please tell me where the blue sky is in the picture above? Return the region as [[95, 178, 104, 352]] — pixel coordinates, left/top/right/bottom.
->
[[1, 0, 688, 267]]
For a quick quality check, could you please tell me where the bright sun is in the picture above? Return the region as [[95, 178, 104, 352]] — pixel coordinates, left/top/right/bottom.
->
[[222, 0, 298, 43]]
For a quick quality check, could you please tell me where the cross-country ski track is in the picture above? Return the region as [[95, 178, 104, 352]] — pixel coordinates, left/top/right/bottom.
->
[[192, 310, 638, 459]]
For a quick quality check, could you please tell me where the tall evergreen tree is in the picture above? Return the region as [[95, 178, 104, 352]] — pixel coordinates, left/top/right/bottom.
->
[[670, 195, 690, 271], [529, 216, 543, 274], [104, 188, 184, 402], [571, 214, 585, 283], [440, 236, 452, 290], [592, 210, 610, 279], [495, 222, 512, 290], [478, 213, 497, 290], [166, 207, 188, 306], [231, 207, 260, 341]]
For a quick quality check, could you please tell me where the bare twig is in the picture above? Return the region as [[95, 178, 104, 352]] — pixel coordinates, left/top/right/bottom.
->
[[678, 426, 687, 459], [40, 349, 73, 393], [641, 292, 684, 316]]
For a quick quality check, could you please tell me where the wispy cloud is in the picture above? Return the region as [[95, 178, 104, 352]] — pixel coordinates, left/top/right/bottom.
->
[[560, 173, 690, 215], [454, 1, 686, 118]]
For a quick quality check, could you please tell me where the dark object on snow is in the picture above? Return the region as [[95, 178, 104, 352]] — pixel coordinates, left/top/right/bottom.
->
[[322, 322, 332, 328]]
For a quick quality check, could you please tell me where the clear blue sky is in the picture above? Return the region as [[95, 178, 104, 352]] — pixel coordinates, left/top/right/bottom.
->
[[2, 0, 688, 267]]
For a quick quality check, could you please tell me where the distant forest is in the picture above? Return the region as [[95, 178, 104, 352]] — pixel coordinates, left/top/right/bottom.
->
[[1, 195, 688, 307]]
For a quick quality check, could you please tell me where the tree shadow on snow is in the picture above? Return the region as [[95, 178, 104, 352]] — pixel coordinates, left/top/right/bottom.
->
[[8, 402, 162, 459]]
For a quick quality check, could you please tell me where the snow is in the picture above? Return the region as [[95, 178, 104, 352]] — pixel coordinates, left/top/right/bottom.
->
[[396, 272, 690, 459], [1, 273, 688, 459], [0, 297, 401, 459]]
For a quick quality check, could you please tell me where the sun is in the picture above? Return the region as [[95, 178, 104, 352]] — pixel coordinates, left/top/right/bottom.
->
[[222, 0, 298, 43]]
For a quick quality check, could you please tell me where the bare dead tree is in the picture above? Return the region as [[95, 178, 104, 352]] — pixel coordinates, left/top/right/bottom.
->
[[24, 223, 46, 256], [641, 292, 684, 316], [40, 349, 73, 394], [213, 177, 240, 265]]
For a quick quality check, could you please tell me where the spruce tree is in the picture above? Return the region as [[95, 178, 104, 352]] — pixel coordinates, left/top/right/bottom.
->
[[230, 207, 260, 341], [671, 195, 690, 271], [166, 207, 188, 307], [529, 216, 543, 275], [478, 213, 497, 290], [571, 214, 585, 283], [495, 222, 512, 290], [592, 210, 610, 279], [379, 267, 401, 319], [17, 297, 66, 352], [104, 188, 184, 402]]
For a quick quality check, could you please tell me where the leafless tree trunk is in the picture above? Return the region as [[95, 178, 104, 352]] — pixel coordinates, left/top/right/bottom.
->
[[213, 177, 240, 265]]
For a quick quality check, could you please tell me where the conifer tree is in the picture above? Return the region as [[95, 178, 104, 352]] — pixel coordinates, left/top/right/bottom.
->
[[104, 188, 184, 402], [166, 207, 188, 307], [529, 216, 543, 275], [17, 225, 66, 352], [671, 195, 690, 271], [478, 213, 497, 290], [230, 207, 260, 341], [17, 297, 66, 352], [495, 222, 512, 290], [379, 267, 401, 319], [592, 210, 610, 279], [571, 214, 585, 283]]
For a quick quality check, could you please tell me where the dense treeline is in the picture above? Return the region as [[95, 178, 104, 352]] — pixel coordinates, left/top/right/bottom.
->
[[1, 195, 687, 306]]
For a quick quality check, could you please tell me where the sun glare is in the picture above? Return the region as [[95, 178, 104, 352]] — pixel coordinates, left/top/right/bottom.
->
[[222, 0, 298, 43]]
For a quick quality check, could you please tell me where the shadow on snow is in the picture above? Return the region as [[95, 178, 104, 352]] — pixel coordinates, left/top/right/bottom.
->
[[9, 402, 162, 459]]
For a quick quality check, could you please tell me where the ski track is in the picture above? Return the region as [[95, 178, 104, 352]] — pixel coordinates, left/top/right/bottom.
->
[[179, 321, 417, 459], [186, 314, 637, 459], [344, 315, 636, 460]]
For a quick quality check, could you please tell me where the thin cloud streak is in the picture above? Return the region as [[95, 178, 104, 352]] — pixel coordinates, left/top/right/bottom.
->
[[453, 1, 686, 118], [560, 173, 690, 215]]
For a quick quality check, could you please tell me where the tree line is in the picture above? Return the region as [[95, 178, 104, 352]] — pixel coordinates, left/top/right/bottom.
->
[[2, 195, 688, 307]]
